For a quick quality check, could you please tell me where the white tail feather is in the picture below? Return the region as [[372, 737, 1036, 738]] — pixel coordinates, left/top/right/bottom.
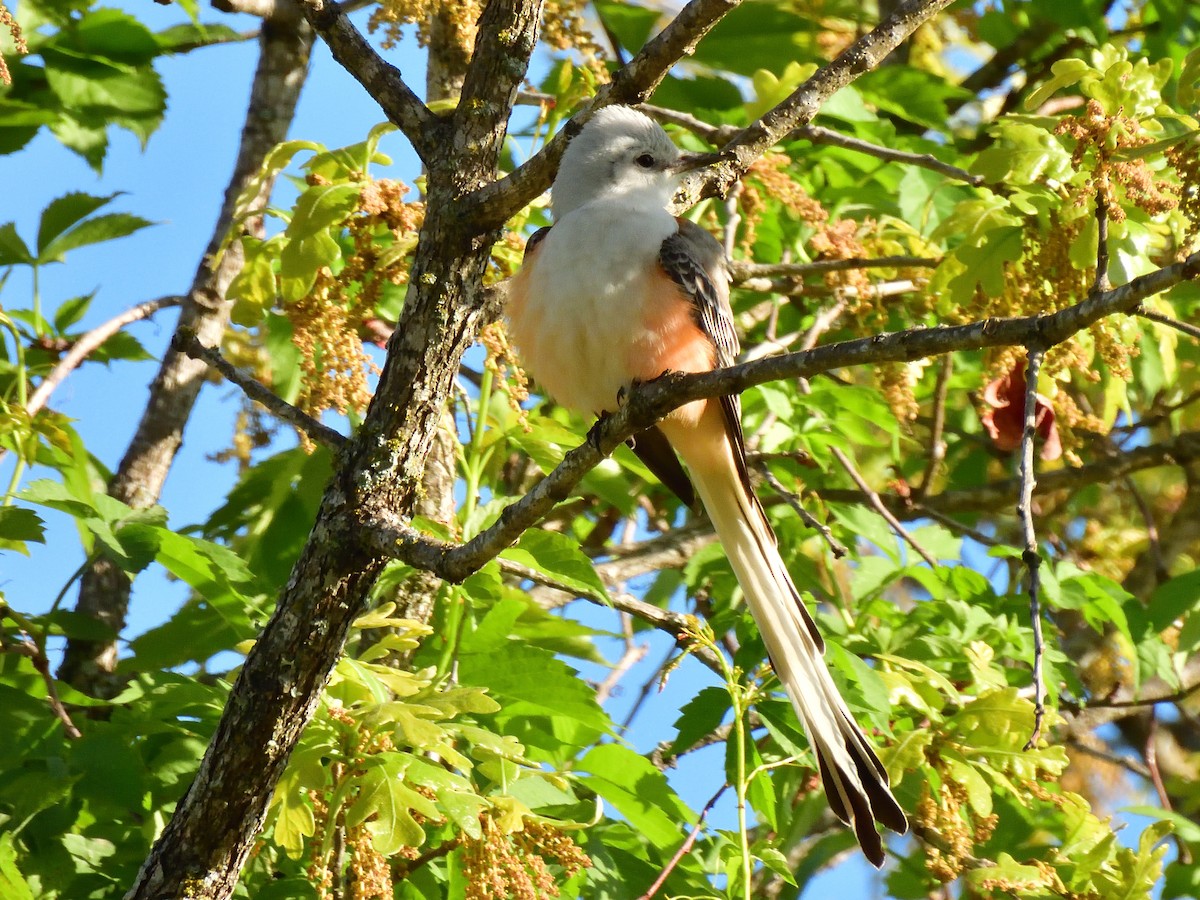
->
[[684, 442, 906, 865]]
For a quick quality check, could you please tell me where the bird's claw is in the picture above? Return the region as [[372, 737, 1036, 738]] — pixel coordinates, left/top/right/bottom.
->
[[586, 412, 612, 452]]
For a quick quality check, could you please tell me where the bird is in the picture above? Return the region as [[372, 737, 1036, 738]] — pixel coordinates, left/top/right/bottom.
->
[[506, 105, 907, 866]]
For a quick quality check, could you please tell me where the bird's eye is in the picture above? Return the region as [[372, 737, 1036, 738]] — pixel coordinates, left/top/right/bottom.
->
[[635, 153, 655, 169]]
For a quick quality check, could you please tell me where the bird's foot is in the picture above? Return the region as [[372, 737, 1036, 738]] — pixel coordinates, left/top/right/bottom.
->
[[586, 411, 613, 452]]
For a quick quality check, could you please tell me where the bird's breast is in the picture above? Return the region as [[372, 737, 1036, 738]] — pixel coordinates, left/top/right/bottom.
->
[[508, 204, 704, 416]]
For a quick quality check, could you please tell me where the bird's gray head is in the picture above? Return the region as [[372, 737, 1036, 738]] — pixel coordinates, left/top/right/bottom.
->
[[551, 106, 697, 219]]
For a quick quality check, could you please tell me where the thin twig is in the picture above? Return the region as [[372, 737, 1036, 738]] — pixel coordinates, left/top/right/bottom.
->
[[1145, 712, 1172, 810], [1066, 737, 1151, 779], [174, 330, 347, 452], [0, 603, 82, 741], [755, 463, 848, 558], [497, 559, 724, 674], [1092, 192, 1112, 294], [911, 502, 999, 548], [392, 837, 460, 880], [595, 613, 649, 705], [1061, 678, 1200, 711], [1137, 306, 1200, 342], [644, 104, 983, 186], [619, 645, 679, 733], [831, 447, 938, 568], [914, 355, 952, 502], [729, 255, 937, 283], [796, 124, 985, 186], [1124, 475, 1168, 583], [722, 181, 742, 259], [1143, 713, 1192, 864], [24, 295, 183, 420], [1018, 347, 1047, 750], [635, 784, 728, 900]]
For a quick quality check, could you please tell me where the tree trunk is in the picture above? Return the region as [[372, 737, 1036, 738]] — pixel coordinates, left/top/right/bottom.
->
[[125, 0, 545, 894]]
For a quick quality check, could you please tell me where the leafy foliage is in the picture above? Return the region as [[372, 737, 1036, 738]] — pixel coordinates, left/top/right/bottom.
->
[[3, 0, 1200, 898]]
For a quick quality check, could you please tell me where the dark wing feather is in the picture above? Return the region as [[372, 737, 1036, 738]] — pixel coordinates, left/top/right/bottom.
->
[[659, 219, 754, 499], [628, 426, 697, 510], [524, 225, 552, 259], [660, 220, 826, 650]]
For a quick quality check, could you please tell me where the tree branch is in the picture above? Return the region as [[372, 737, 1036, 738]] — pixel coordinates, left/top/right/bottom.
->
[[367, 249, 1200, 582], [452, 0, 546, 196], [682, 0, 958, 206], [296, 0, 441, 164], [460, 0, 744, 228], [174, 331, 347, 452], [22, 295, 182, 420]]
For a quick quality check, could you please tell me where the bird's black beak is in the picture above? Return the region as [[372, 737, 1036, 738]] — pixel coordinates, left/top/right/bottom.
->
[[670, 152, 720, 174]]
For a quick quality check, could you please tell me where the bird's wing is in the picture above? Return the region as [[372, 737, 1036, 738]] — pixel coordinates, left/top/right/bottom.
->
[[523, 225, 552, 258], [658, 218, 755, 499]]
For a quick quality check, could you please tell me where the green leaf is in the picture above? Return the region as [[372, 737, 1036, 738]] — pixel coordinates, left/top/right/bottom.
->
[[0, 834, 34, 900], [667, 685, 731, 758], [36, 191, 117, 255], [154, 23, 246, 52], [854, 65, 971, 130], [48, 114, 108, 171], [1145, 569, 1200, 633], [149, 527, 256, 593], [72, 8, 159, 64], [691, 2, 811, 78], [0, 507, 45, 543], [39, 211, 154, 264], [286, 183, 361, 242], [53, 292, 94, 333], [965, 851, 1052, 892], [1180, 47, 1200, 108], [346, 758, 439, 854], [0, 222, 34, 266], [576, 744, 695, 848], [756, 845, 796, 886], [971, 120, 1074, 185], [1025, 58, 1093, 111], [593, 0, 661, 52], [501, 529, 609, 601], [458, 625, 608, 734], [92, 329, 154, 364], [948, 225, 1025, 302]]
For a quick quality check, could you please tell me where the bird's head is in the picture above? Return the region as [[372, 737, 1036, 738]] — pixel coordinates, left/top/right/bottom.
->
[[551, 106, 707, 218]]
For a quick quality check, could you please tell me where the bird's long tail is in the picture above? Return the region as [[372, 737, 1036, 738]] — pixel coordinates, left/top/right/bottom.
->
[[671, 414, 908, 866]]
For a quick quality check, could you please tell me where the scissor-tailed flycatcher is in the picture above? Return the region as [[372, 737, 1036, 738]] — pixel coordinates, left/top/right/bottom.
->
[[508, 105, 907, 865]]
